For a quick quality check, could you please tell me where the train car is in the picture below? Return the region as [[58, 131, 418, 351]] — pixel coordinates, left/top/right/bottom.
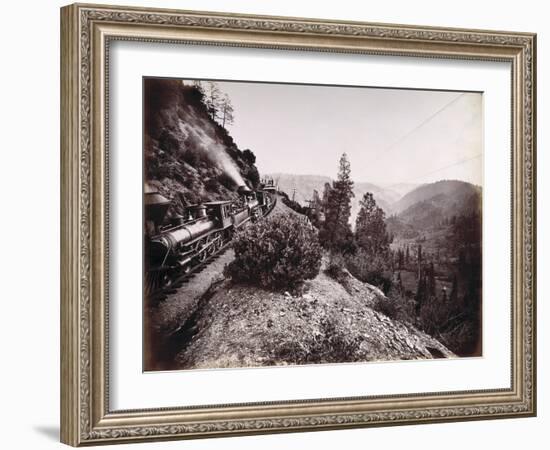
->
[[255, 190, 273, 216], [144, 184, 274, 295]]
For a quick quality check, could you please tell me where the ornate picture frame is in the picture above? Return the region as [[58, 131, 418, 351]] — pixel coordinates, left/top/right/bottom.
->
[[60, 3, 536, 446]]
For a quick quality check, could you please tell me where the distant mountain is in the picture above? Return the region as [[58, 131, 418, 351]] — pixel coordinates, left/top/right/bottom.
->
[[354, 182, 398, 214], [268, 173, 332, 206], [389, 180, 481, 232], [268, 175, 480, 232], [268, 173, 401, 225], [377, 183, 419, 199], [393, 180, 481, 215]]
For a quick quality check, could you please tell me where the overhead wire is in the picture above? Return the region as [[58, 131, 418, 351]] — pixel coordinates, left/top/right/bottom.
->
[[369, 93, 466, 165]]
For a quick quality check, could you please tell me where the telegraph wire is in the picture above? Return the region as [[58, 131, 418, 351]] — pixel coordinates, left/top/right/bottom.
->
[[370, 93, 466, 164], [381, 153, 482, 191]]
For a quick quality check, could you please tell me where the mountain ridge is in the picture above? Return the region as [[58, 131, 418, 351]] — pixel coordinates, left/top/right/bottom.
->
[[267, 172, 414, 224]]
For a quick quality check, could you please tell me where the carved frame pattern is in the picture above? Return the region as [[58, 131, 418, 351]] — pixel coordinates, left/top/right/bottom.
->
[[60, 3, 536, 446]]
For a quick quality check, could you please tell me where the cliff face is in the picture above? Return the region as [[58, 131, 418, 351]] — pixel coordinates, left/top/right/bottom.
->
[[174, 258, 454, 370], [144, 79, 260, 216]]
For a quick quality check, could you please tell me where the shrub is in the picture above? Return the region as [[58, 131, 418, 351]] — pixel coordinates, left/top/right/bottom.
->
[[373, 288, 416, 324], [308, 317, 362, 363], [270, 317, 361, 365], [344, 250, 393, 294], [246, 165, 260, 188], [325, 252, 346, 280], [225, 214, 322, 290], [182, 147, 201, 167], [417, 294, 481, 357], [278, 191, 307, 215], [204, 177, 219, 193]]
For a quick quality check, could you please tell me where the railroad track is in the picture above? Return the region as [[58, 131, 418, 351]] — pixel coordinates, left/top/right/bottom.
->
[[147, 197, 277, 304], [147, 241, 232, 304]]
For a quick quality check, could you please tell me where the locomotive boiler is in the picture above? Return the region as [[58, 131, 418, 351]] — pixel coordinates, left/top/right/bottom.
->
[[144, 184, 274, 294]]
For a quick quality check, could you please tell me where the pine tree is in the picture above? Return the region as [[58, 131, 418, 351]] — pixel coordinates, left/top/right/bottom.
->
[[405, 245, 410, 265], [450, 274, 458, 303], [415, 272, 427, 317], [417, 244, 423, 279], [192, 80, 205, 98], [220, 94, 235, 127], [319, 153, 354, 252], [321, 182, 331, 207], [397, 271, 403, 293], [355, 192, 390, 257], [427, 262, 436, 297], [205, 82, 222, 121], [398, 249, 404, 270]]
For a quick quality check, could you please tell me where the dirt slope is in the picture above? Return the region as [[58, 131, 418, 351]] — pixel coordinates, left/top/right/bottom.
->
[[174, 264, 454, 370]]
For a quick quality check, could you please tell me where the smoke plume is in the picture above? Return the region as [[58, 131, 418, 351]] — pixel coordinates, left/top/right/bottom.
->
[[179, 121, 246, 188]]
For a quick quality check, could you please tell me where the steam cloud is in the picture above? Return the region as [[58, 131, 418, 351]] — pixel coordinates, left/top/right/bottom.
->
[[179, 121, 247, 188]]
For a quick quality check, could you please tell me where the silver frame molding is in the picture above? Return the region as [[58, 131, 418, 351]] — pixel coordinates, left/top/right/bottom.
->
[[60, 3, 536, 446]]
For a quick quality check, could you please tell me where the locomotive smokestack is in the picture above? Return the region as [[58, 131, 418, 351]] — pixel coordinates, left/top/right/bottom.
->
[[237, 185, 253, 196]]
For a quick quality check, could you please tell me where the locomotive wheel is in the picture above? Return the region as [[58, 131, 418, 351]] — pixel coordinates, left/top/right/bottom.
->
[[206, 236, 216, 256], [159, 272, 173, 289], [197, 238, 208, 262], [182, 262, 191, 275]]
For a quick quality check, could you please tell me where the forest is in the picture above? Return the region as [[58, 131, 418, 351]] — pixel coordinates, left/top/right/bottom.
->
[[306, 154, 482, 357]]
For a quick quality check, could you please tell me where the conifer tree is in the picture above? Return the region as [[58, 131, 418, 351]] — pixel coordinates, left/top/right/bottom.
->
[[355, 192, 390, 257], [397, 271, 403, 293], [450, 274, 458, 303], [220, 94, 235, 127], [427, 261, 436, 297], [415, 272, 427, 317], [319, 153, 354, 252], [417, 244, 423, 279], [398, 249, 404, 270], [205, 82, 222, 121]]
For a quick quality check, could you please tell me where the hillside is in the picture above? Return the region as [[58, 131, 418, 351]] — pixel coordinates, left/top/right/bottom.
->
[[267, 173, 332, 205], [353, 181, 398, 216], [379, 182, 419, 198], [269, 173, 405, 224], [173, 260, 454, 370], [387, 180, 481, 239], [144, 79, 260, 216], [393, 180, 481, 216]]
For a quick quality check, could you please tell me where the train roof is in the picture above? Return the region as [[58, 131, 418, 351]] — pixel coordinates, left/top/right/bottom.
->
[[203, 200, 232, 206]]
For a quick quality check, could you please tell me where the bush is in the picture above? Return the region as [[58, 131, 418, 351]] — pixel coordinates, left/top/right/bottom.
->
[[271, 317, 361, 365], [344, 250, 393, 294], [325, 252, 346, 280], [278, 190, 307, 215], [204, 177, 219, 193], [182, 147, 201, 167], [417, 295, 481, 357], [373, 288, 416, 324], [225, 214, 322, 290]]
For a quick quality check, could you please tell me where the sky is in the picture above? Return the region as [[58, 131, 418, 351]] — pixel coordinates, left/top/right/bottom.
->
[[195, 80, 482, 187]]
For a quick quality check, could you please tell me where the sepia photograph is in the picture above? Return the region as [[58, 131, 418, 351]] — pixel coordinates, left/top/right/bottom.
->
[[143, 77, 483, 372]]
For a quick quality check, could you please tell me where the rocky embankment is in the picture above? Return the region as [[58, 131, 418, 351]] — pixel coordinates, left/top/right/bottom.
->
[[174, 261, 454, 370]]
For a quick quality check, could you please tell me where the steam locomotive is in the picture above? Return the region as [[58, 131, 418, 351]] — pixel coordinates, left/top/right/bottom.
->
[[144, 184, 274, 294]]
